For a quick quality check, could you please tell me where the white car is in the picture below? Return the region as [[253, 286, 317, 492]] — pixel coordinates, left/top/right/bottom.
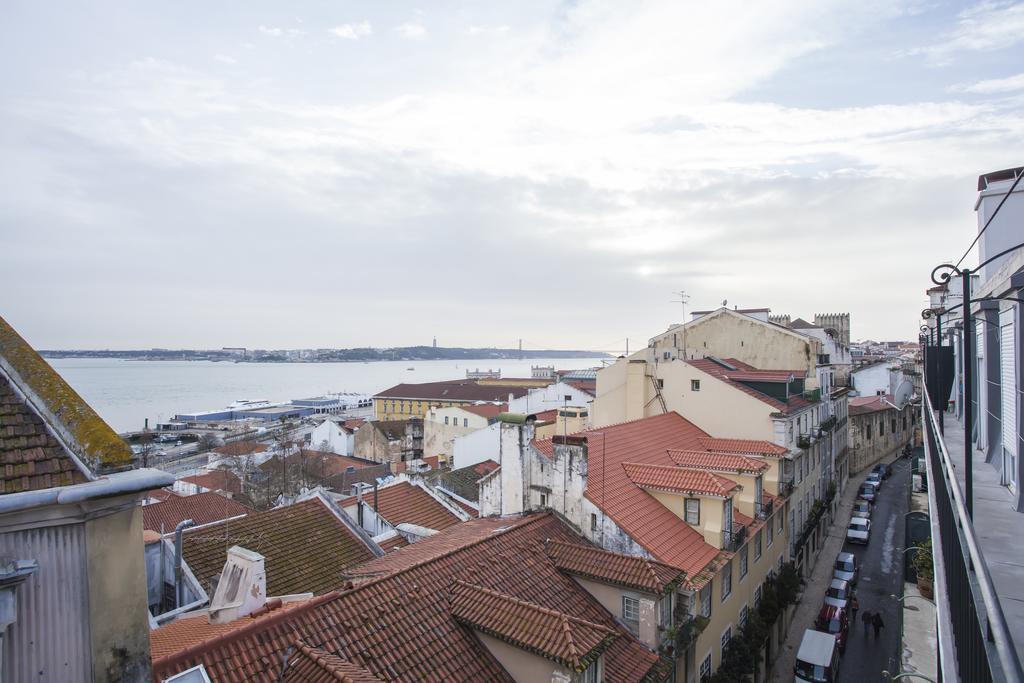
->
[[865, 472, 883, 490], [846, 517, 870, 544], [851, 500, 871, 519]]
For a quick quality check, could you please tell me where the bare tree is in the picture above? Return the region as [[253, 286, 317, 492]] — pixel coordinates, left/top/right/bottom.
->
[[136, 432, 156, 468], [196, 432, 221, 452]]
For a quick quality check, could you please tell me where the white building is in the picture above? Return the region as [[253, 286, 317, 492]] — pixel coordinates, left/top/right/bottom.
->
[[505, 380, 594, 416], [423, 404, 503, 460], [309, 418, 358, 456]]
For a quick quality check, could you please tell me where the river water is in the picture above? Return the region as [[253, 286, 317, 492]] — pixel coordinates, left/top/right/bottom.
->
[[47, 357, 605, 433]]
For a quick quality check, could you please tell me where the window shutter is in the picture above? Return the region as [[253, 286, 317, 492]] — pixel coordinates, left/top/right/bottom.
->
[[1001, 307, 1017, 459]]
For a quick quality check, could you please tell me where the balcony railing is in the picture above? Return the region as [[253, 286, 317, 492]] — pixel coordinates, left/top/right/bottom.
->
[[819, 415, 838, 433], [777, 478, 795, 498], [721, 524, 747, 552], [797, 434, 812, 449], [922, 390, 1024, 682], [755, 498, 774, 520]]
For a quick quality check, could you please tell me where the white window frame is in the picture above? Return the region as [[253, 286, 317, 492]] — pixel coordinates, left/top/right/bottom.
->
[[739, 544, 748, 580], [685, 498, 700, 525], [700, 653, 712, 683], [700, 583, 712, 618], [721, 559, 732, 602], [720, 624, 733, 662], [622, 595, 641, 635]]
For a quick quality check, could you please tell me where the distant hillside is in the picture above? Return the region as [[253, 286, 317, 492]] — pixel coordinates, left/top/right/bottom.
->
[[39, 345, 610, 362]]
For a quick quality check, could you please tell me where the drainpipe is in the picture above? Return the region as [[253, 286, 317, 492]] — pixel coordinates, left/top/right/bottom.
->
[[174, 519, 195, 608]]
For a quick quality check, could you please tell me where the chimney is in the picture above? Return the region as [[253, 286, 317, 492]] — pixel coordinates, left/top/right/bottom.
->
[[208, 546, 266, 624]]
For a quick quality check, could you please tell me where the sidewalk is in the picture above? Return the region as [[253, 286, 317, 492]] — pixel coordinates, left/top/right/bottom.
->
[[768, 463, 876, 681]]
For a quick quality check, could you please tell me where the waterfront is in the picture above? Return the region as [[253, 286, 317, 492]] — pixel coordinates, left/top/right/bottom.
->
[[47, 357, 605, 433]]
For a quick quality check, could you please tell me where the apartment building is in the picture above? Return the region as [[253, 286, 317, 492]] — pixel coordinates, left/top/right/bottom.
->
[[479, 412, 793, 682]]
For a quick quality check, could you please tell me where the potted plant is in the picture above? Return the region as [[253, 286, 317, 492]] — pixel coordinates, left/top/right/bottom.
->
[[913, 539, 934, 599]]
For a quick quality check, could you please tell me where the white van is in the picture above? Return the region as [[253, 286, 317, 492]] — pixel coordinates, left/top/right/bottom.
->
[[794, 629, 840, 682]]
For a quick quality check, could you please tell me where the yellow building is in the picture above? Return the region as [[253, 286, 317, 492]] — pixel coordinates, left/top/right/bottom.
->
[[373, 380, 531, 421]]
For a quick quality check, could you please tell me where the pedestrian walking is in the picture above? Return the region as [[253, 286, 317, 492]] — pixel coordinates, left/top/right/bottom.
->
[[872, 612, 885, 638], [850, 596, 859, 622], [861, 609, 872, 637]]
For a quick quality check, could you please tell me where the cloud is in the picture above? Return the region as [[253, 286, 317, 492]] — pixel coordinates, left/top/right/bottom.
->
[[214, 54, 237, 65], [258, 25, 302, 38], [395, 22, 427, 39], [907, 1, 1024, 62], [467, 25, 510, 36], [329, 21, 372, 40], [951, 72, 1024, 94]]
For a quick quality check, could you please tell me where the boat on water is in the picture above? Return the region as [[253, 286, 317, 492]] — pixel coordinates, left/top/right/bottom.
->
[[407, 367, 415, 370]]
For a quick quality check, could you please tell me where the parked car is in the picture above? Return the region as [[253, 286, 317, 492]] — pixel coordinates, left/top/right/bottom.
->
[[815, 603, 850, 654], [851, 500, 872, 519], [795, 629, 841, 682], [858, 482, 877, 502], [875, 462, 892, 479], [824, 578, 853, 612], [847, 517, 871, 544], [865, 471, 883, 489], [833, 552, 859, 586]]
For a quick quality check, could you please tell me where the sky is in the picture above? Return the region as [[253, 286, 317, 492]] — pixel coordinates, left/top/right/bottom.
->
[[2, 1, 1023, 352]]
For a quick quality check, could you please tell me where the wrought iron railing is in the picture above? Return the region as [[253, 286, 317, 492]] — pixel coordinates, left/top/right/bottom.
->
[[777, 478, 794, 498], [755, 498, 773, 519], [922, 390, 1023, 682], [721, 524, 747, 552], [797, 434, 812, 449], [819, 415, 838, 433]]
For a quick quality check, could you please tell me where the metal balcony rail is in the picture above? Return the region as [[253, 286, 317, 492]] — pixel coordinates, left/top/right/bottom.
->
[[922, 390, 1023, 683], [755, 498, 774, 520], [721, 524, 747, 552], [797, 434, 813, 449], [777, 478, 795, 498]]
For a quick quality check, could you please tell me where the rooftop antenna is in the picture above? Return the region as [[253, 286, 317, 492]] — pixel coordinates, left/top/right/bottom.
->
[[670, 290, 690, 358]]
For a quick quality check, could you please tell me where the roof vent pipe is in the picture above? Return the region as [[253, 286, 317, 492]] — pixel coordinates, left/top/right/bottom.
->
[[174, 518, 195, 608]]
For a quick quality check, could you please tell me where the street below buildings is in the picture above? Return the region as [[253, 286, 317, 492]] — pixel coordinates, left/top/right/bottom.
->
[[771, 453, 910, 682]]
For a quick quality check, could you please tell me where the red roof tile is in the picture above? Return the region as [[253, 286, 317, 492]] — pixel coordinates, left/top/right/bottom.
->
[[371, 481, 462, 531], [259, 450, 376, 479], [150, 597, 314, 660], [376, 534, 409, 552], [0, 374, 88, 493], [284, 639, 382, 682], [143, 491, 252, 533], [180, 469, 242, 495], [546, 540, 685, 595], [181, 497, 376, 597], [667, 449, 769, 474], [688, 358, 813, 414], [450, 580, 618, 672], [698, 437, 789, 457], [154, 513, 668, 683], [459, 403, 506, 419], [375, 380, 528, 402], [849, 394, 895, 414], [623, 462, 740, 498], [572, 412, 721, 576]]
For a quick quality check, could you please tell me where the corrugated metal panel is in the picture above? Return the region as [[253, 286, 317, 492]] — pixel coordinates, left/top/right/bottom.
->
[[1001, 308, 1017, 460], [0, 523, 91, 682]]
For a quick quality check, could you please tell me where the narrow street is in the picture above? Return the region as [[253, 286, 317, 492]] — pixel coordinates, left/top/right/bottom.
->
[[771, 454, 910, 682], [838, 456, 909, 681]]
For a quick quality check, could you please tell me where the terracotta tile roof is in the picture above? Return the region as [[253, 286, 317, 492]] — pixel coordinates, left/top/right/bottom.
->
[[623, 462, 739, 498], [376, 534, 409, 552], [698, 437, 789, 457], [667, 449, 769, 474], [154, 513, 668, 683], [572, 412, 721, 575], [375, 380, 528, 403], [214, 441, 269, 457], [259, 451, 377, 479], [688, 358, 813, 414], [849, 394, 895, 414], [284, 639, 382, 682], [371, 481, 462, 531], [545, 540, 685, 595], [147, 488, 180, 502], [143, 491, 252, 533], [459, 403, 506, 419], [733, 508, 754, 528], [0, 375, 88, 493], [450, 580, 618, 672], [150, 597, 314, 660], [533, 408, 558, 422], [567, 380, 597, 396], [181, 497, 376, 596], [181, 469, 242, 495]]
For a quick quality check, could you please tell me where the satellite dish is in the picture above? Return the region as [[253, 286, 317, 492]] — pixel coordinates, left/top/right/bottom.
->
[[722, 299, 728, 307], [893, 380, 914, 408]]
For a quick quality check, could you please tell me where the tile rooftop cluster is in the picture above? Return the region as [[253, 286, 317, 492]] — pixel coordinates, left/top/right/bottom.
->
[[698, 436, 789, 457], [458, 403, 507, 419], [449, 580, 617, 672], [155, 513, 669, 682], [849, 393, 896, 414], [180, 468, 242, 495], [181, 497, 376, 597], [666, 448, 770, 474], [143, 491, 252, 533], [431, 459, 499, 503]]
